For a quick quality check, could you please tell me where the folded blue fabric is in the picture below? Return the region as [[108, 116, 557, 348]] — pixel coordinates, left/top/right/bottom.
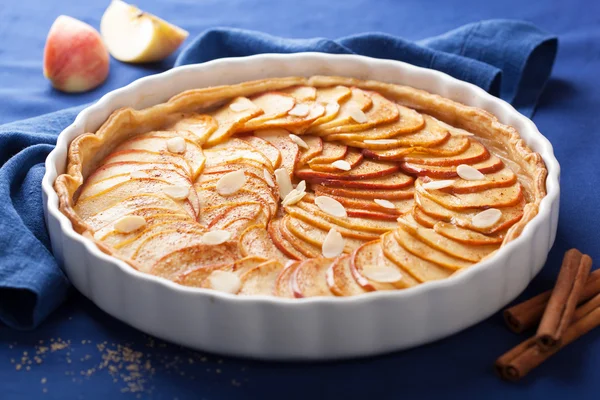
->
[[0, 20, 557, 329]]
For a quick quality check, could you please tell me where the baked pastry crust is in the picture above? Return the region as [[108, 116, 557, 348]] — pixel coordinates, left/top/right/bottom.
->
[[55, 76, 547, 296]]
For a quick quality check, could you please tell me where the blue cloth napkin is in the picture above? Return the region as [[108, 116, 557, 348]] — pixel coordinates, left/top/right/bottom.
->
[[0, 20, 557, 329]]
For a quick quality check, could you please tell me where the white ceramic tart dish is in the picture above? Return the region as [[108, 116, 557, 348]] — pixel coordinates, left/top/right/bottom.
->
[[43, 54, 559, 360]]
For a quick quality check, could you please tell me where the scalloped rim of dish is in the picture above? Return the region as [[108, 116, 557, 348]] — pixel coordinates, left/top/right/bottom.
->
[[42, 53, 559, 358]]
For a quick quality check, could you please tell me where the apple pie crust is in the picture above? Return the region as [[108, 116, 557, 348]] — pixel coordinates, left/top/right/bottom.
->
[[55, 76, 547, 297]]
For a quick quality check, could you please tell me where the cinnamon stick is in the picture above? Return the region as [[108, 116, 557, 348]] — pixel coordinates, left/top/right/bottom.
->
[[536, 249, 593, 350], [496, 292, 600, 381], [503, 268, 600, 333]]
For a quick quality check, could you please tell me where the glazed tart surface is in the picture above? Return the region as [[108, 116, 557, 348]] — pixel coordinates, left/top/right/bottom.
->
[[55, 76, 547, 298]]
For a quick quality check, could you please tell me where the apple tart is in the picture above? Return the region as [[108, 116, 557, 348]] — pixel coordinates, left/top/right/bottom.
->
[[55, 76, 547, 298]]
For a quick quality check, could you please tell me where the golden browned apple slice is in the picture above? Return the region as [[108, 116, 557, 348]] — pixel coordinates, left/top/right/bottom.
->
[[326, 255, 366, 296], [351, 239, 418, 291], [297, 158, 400, 181], [310, 172, 413, 190], [86, 162, 188, 186], [393, 227, 473, 270], [297, 135, 323, 165], [239, 135, 282, 169], [208, 202, 268, 229], [433, 221, 505, 245], [291, 258, 335, 298], [100, 217, 198, 249], [308, 149, 363, 172], [238, 260, 284, 296], [422, 168, 518, 194], [279, 216, 323, 258], [319, 194, 412, 216], [203, 144, 273, 171], [280, 86, 317, 101], [314, 92, 399, 135], [205, 97, 263, 146], [289, 86, 351, 133], [197, 175, 277, 213], [239, 224, 291, 264], [101, 149, 193, 177], [381, 231, 453, 282], [313, 184, 414, 200], [273, 261, 300, 298], [126, 228, 208, 266], [202, 158, 275, 182], [174, 263, 233, 287], [93, 209, 190, 240], [324, 105, 425, 142], [401, 154, 504, 178], [150, 242, 239, 279], [308, 88, 373, 133], [138, 131, 207, 178], [83, 194, 190, 231], [242, 103, 325, 131], [402, 139, 489, 166], [199, 201, 268, 228], [253, 129, 300, 177], [306, 142, 348, 165], [284, 215, 364, 254], [240, 92, 296, 130], [268, 219, 305, 260], [198, 170, 277, 205], [163, 113, 218, 144], [397, 215, 499, 262], [411, 206, 439, 228], [415, 193, 525, 234], [195, 186, 275, 220], [75, 179, 197, 221], [416, 180, 524, 210]]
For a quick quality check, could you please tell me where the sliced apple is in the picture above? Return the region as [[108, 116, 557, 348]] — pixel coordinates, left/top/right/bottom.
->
[[433, 221, 505, 245], [199, 200, 268, 228], [86, 162, 189, 186], [421, 168, 517, 194], [195, 185, 277, 220], [150, 242, 238, 279], [297, 158, 399, 181], [297, 135, 323, 165], [208, 202, 267, 230], [93, 209, 190, 240], [175, 263, 233, 288], [253, 129, 300, 177], [243, 102, 325, 131], [239, 224, 291, 264], [416, 180, 524, 210], [101, 149, 193, 178], [308, 149, 363, 172], [101, 217, 197, 249], [317, 193, 412, 216], [401, 154, 504, 178], [313, 184, 414, 201], [268, 219, 305, 260], [326, 255, 367, 296], [401, 139, 489, 166], [238, 260, 284, 296], [273, 261, 300, 298], [307, 142, 348, 165], [204, 97, 263, 146], [291, 258, 335, 298], [308, 88, 372, 133], [239, 135, 282, 169], [164, 113, 218, 144], [302, 85, 352, 129], [280, 86, 317, 101]]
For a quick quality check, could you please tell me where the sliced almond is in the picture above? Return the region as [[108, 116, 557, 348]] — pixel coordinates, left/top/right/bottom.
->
[[282, 189, 306, 206], [322, 228, 345, 258], [207, 270, 241, 294], [315, 196, 347, 218], [331, 160, 351, 171], [374, 199, 395, 209], [201, 230, 232, 245], [275, 168, 293, 198], [166, 137, 186, 154], [457, 164, 485, 181], [348, 105, 368, 123], [289, 134, 309, 149], [216, 170, 247, 195], [288, 104, 310, 117], [162, 185, 190, 200], [229, 99, 252, 112], [362, 265, 403, 283], [422, 179, 455, 190], [363, 139, 397, 145], [263, 169, 275, 188], [296, 180, 306, 193], [130, 170, 148, 179], [325, 102, 340, 116], [472, 208, 502, 229], [114, 215, 146, 233]]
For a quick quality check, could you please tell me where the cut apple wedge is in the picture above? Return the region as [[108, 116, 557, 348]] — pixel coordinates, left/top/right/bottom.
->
[[242, 102, 325, 131], [351, 240, 417, 291], [401, 154, 504, 179], [273, 261, 300, 298], [308, 149, 363, 172], [100, 0, 189, 63], [308, 88, 373, 133], [101, 149, 193, 178], [268, 219, 306, 260], [204, 98, 263, 146], [381, 231, 453, 282], [86, 162, 189, 186], [284, 215, 365, 253], [239, 224, 291, 265], [297, 135, 323, 165], [253, 129, 300, 178], [238, 260, 284, 296], [313, 184, 414, 201], [93, 209, 190, 240], [416, 180, 524, 210], [175, 263, 233, 288], [199, 201, 268, 229], [239, 135, 282, 170], [292, 258, 335, 298], [280, 86, 317, 101], [420, 168, 517, 194], [297, 158, 399, 181], [127, 229, 210, 268], [195, 185, 277, 220], [307, 142, 348, 165], [301, 86, 352, 129], [326, 255, 367, 296], [401, 139, 489, 166], [208, 203, 268, 230], [163, 113, 218, 144], [150, 242, 238, 279], [100, 217, 197, 249], [317, 193, 412, 216], [241, 92, 296, 129], [433, 221, 505, 245]]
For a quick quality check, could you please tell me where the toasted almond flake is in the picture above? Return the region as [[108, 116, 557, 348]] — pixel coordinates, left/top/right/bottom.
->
[[162, 185, 190, 200], [289, 134, 309, 149], [114, 216, 146, 233], [311, 104, 325, 117], [229, 101, 252, 112], [216, 170, 247, 195], [325, 102, 340, 116], [263, 169, 275, 188], [422, 179, 456, 190], [201, 230, 232, 245], [331, 160, 351, 171], [296, 180, 306, 193], [457, 164, 485, 180], [374, 199, 395, 209], [282, 189, 306, 206], [275, 168, 293, 198], [166, 137, 186, 154], [472, 208, 502, 229], [363, 139, 397, 145], [130, 170, 148, 179], [207, 270, 241, 294], [288, 104, 310, 117], [322, 228, 344, 258], [315, 196, 347, 218], [348, 105, 368, 123], [362, 265, 403, 283]]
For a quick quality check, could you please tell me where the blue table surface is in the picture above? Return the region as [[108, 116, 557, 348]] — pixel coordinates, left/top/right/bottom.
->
[[2, 0, 600, 398]]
